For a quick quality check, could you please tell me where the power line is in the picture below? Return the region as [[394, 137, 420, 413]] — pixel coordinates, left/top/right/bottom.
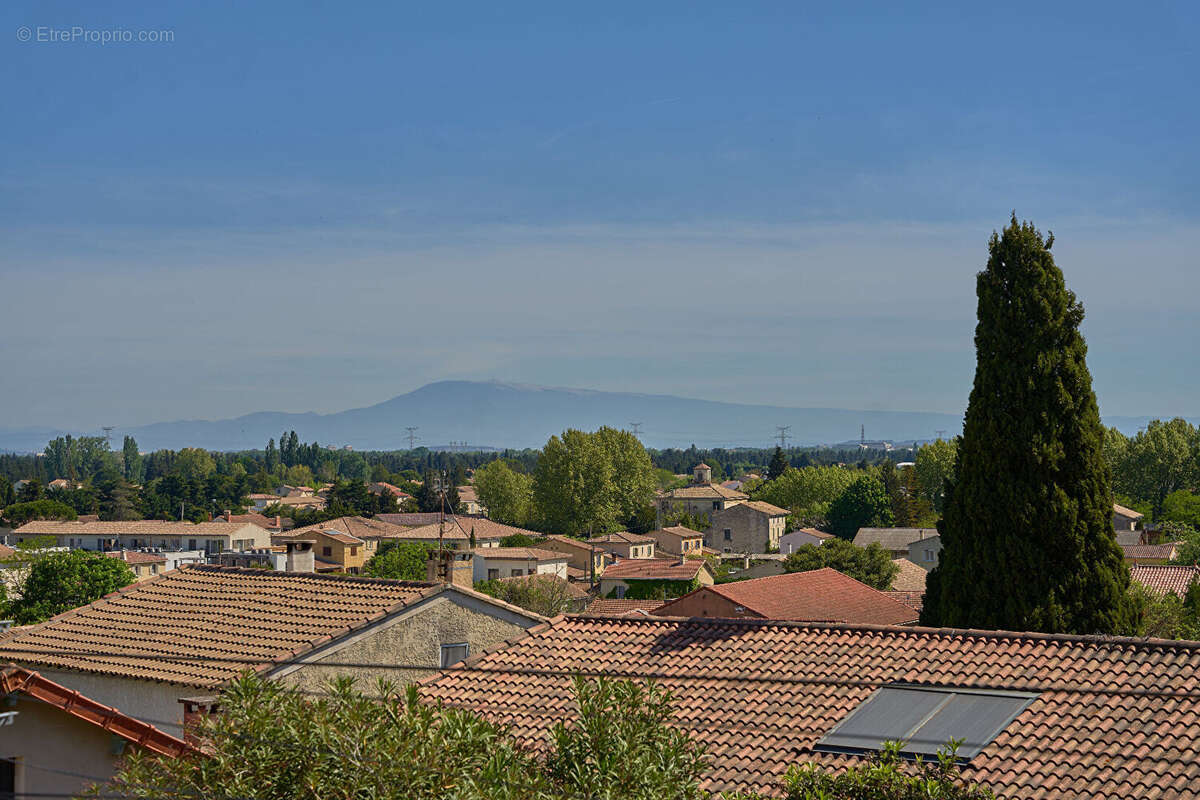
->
[[774, 426, 790, 448], [629, 422, 643, 437], [404, 427, 419, 449]]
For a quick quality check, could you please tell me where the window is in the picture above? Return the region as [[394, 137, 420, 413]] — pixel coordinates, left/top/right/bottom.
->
[[924, 549, 934, 561], [487, 568, 499, 580], [511, 569, 524, 577], [614, 585, 626, 598], [350, 546, 358, 556], [712, 501, 720, 510], [0, 756, 15, 799], [723, 529, 732, 541], [322, 546, 332, 557], [815, 685, 1038, 762], [188, 539, 196, 550], [440, 643, 469, 668]]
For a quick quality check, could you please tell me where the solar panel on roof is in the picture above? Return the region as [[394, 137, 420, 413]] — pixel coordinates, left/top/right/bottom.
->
[[815, 684, 1038, 762]]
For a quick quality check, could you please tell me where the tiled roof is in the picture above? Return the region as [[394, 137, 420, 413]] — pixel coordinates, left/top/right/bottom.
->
[[585, 598, 665, 616], [14, 520, 264, 536], [0, 565, 447, 688], [652, 525, 704, 541], [882, 590, 924, 611], [791, 527, 834, 540], [739, 500, 789, 516], [1130, 564, 1200, 598], [392, 518, 536, 543], [420, 615, 1200, 798], [376, 512, 447, 526], [656, 568, 917, 625], [540, 534, 604, 553], [285, 516, 409, 541], [1121, 542, 1180, 561], [216, 513, 287, 529], [474, 547, 567, 562], [853, 527, 938, 551], [587, 531, 655, 545], [105, 550, 167, 565], [368, 482, 412, 498], [665, 484, 749, 501], [0, 665, 194, 758], [0, 544, 16, 560], [889, 558, 928, 592], [1113, 503, 1145, 520], [600, 558, 707, 581]]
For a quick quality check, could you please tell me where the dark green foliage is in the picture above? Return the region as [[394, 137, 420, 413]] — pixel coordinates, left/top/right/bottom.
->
[[122, 435, 144, 483], [770, 741, 994, 800], [97, 476, 142, 521], [87, 672, 709, 800], [499, 532, 539, 547], [7, 550, 136, 625], [782, 539, 899, 590], [922, 217, 1136, 635], [1, 499, 77, 527], [361, 541, 430, 580], [827, 476, 894, 539], [767, 447, 789, 481], [17, 480, 42, 502], [1127, 579, 1200, 640], [1161, 490, 1200, 529], [878, 460, 915, 527]]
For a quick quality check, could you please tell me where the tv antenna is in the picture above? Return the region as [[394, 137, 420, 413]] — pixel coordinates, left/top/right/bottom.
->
[[101, 426, 115, 448], [404, 427, 419, 449], [775, 425, 791, 448], [629, 422, 643, 437]]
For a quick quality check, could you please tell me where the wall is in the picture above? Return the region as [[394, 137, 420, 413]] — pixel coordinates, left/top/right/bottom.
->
[[271, 592, 538, 692], [906, 535, 943, 572], [33, 669, 191, 738], [706, 507, 782, 553], [474, 557, 567, 582], [0, 695, 126, 799], [778, 531, 824, 554], [659, 589, 756, 619]]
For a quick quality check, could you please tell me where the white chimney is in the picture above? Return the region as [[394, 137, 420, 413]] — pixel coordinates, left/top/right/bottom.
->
[[284, 539, 315, 573]]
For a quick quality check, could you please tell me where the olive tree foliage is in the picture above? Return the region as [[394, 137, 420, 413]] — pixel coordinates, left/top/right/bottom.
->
[[87, 673, 710, 800], [473, 459, 534, 526]]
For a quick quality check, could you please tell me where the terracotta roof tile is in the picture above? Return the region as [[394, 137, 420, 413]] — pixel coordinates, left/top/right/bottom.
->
[[585, 598, 665, 616], [420, 616, 1200, 798], [656, 569, 918, 625], [889, 558, 928, 592], [387, 518, 537, 543], [1122, 542, 1180, 561], [739, 500, 789, 516], [853, 528, 939, 551], [15, 520, 265, 536], [474, 548, 568, 562], [665, 484, 749, 501], [105, 550, 167, 565], [283, 516, 408, 541], [587, 531, 655, 545], [0, 565, 445, 688], [601, 558, 708, 581], [1130, 564, 1200, 598]]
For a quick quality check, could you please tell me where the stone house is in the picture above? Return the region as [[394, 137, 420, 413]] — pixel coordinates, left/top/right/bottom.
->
[[644, 526, 705, 558], [0, 565, 545, 738], [105, 550, 167, 581], [597, 558, 714, 599], [537, 535, 610, 581], [906, 533, 942, 571], [586, 531, 656, 560], [853, 528, 939, 559], [1112, 503, 1144, 532], [658, 464, 749, 522], [706, 501, 788, 553], [0, 665, 193, 800]]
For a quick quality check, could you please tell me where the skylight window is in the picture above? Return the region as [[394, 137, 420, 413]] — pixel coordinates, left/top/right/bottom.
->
[[815, 684, 1038, 762]]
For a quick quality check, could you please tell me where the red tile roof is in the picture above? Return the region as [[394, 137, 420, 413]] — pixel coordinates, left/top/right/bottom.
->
[[105, 550, 167, 565], [1130, 564, 1200, 598], [793, 527, 834, 540], [882, 590, 924, 611], [284, 516, 406, 541], [665, 484, 749, 501], [0, 664, 195, 757], [420, 615, 1200, 798], [587, 531, 655, 545], [0, 565, 450, 688], [584, 598, 664, 616], [1121, 542, 1180, 561], [655, 568, 917, 625], [889, 558, 928, 592], [391, 518, 536, 543], [739, 500, 789, 516], [600, 558, 708, 581]]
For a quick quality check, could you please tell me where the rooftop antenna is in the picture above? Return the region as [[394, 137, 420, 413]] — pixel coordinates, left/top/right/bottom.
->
[[630, 422, 643, 437], [775, 425, 791, 449], [405, 427, 419, 449], [101, 426, 115, 448]]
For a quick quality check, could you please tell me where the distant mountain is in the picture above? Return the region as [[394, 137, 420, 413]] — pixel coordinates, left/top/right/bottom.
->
[[0, 381, 1192, 453]]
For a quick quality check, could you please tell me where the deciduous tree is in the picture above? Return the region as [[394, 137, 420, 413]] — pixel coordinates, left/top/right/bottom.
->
[[782, 538, 898, 590], [827, 475, 894, 539]]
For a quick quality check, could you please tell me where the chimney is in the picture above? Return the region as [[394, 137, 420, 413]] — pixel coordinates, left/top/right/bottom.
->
[[426, 549, 473, 588], [177, 695, 220, 746], [274, 515, 281, 530], [224, 510, 232, 522], [284, 539, 315, 573]]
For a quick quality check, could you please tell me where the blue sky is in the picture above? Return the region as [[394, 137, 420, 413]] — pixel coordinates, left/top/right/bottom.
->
[[1, 1, 1197, 431]]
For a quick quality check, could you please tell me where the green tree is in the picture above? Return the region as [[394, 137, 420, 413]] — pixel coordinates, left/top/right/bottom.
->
[[767, 447, 789, 481], [16, 480, 43, 503], [174, 448, 216, 483], [595, 426, 656, 525], [913, 438, 957, 514], [283, 464, 315, 488], [1118, 418, 1200, 516], [475, 574, 579, 616], [878, 460, 914, 527], [8, 550, 135, 625], [1, 499, 77, 527], [921, 216, 1135, 635], [782, 538, 899, 590], [1101, 426, 1129, 486], [362, 541, 430, 580], [533, 430, 617, 536], [264, 437, 280, 473], [122, 435, 144, 483], [827, 475, 894, 539], [753, 466, 859, 520], [474, 460, 534, 526], [1161, 490, 1200, 529], [97, 476, 141, 521]]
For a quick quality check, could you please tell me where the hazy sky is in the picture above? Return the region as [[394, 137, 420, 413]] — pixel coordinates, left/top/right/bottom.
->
[[2, 1, 1197, 431]]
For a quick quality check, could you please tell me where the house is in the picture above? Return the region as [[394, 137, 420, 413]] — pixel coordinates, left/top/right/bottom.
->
[[46, 478, 79, 491], [1129, 564, 1200, 598], [0, 565, 545, 738], [13, 520, 272, 555], [1121, 541, 1180, 565], [374, 517, 526, 550], [279, 528, 366, 573], [853, 527, 939, 559], [597, 557, 714, 600], [653, 568, 918, 625], [584, 597, 664, 616], [472, 547, 568, 582], [778, 527, 834, 553], [1112, 502, 1144, 532], [420, 615, 1200, 798], [283, 515, 413, 557], [658, 464, 749, 520], [105, 550, 167, 581], [906, 533, 942, 571], [705, 500, 788, 553], [368, 482, 413, 502], [275, 485, 314, 497], [375, 512, 447, 526], [457, 485, 486, 516], [644, 525, 705, 558], [538, 535, 610, 581], [0, 665, 193, 800], [248, 493, 281, 511], [214, 511, 290, 533], [273, 495, 327, 512], [586, 531, 656, 560]]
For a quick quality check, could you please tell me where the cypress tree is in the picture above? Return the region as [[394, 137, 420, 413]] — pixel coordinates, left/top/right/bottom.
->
[[921, 216, 1135, 634], [768, 447, 789, 481]]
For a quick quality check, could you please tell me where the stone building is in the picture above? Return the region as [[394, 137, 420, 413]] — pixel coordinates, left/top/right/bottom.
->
[[706, 501, 788, 553]]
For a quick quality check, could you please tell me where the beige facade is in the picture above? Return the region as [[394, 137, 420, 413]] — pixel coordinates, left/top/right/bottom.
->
[[15, 520, 271, 555], [706, 502, 787, 553]]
